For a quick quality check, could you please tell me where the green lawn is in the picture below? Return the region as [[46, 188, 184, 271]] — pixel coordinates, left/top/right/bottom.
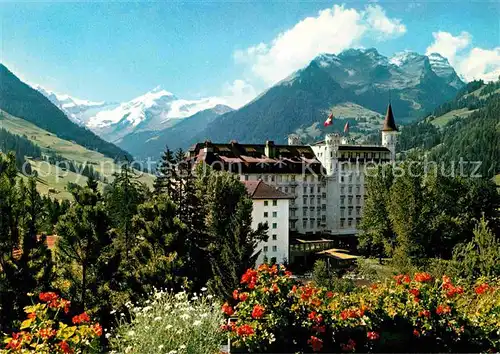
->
[[1, 110, 154, 199], [430, 108, 475, 128]]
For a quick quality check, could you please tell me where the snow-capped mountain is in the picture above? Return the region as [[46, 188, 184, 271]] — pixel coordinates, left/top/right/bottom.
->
[[34, 85, 116, 125], [427, 52, 464, 89], [86, 87, 229, 142]]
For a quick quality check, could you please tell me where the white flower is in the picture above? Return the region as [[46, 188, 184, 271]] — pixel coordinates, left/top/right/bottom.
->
[[158, 345, 164, 350], [180, 313, 190, 320], [201, 287, 207, 292], [200, 313, 208, 318], [179, 345, 187, 350], [193, 320, 202, 326], [207, 295, 213, 300], [105, 333, 111, 339], [154, 316, 162, 321], [167, 351, 177, 354], [110, 310, 116, 315], [126, 330, 135, 337], [125, 346, 133, 353], [165, 324, 173, 330]]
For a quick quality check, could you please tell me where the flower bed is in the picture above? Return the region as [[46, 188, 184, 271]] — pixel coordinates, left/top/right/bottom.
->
[[2, 292, 102, 354], [222, 265, 500, 353]]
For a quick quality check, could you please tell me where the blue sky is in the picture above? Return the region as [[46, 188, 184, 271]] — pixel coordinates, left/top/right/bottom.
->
[[0, 1, 498, 106]]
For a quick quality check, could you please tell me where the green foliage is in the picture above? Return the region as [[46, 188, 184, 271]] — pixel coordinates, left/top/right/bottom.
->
[[110, 290, 224, 354], [451, 217, 500, 280], [195, 166, 269, 299], [0, 128, 42, 170]]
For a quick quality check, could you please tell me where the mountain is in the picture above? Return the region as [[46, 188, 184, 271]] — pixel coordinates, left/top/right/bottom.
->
[[192, 48, 464, 147], [118, 104, 233, 160], [0, 64, 131, 160], [84, 87, 229, 143], [35, 85, 117, 125]]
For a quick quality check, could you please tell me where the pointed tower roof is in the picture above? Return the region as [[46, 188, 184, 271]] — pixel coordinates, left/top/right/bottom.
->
[[382, 103, 398, 132]]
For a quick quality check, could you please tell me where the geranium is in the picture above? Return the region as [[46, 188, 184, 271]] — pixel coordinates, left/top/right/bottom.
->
[[222, 302, 234, 316], [232, 289, 239, 300], [414, 272, 433, 283], [241, 269, 258, 286], [57, 340, 73, 354], [307, 335, 323, 352], [92, 323, 103, 337], [409, 288, 420, 297], [238, 292, 248, 301], [419, 309, 431, 318], [475, 283, 490, 295], [367, 331, 380, 340], [436, 304, 451, 315], [236, 324, 254, 337], [72, 312, 90, 324], [251, 304, 265, 319], [340, 339, 356, 352], [39, 292, 58, 303]]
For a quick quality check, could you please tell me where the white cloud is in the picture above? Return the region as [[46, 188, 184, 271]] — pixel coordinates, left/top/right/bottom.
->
[[425, 31, 499, 82], [219, 79, 258, 109], [458, 47, 500, 82], [425, 31, 472, 65], [234, 4, 406, 86], [365, 5, 406, 38]]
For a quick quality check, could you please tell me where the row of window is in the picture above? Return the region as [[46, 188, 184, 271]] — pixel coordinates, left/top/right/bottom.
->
[[340, 218, 362, 228], [263, 200, 278, 207], [340, 185, 362, 194], [340, 207, 361, 217], [263, 211, 278, 218], [340, 196, 362, 205], [243, 174, 323, 183], [263, 245, 278, 253]]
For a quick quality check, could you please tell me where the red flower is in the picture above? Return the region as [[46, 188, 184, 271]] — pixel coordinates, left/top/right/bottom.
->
[[446, 285, 464, 298], [38, 328, 56, 339], [436, 304, 451, 315], [5, 333, 22, 351], [409, 288, 420, 297], [27, 312, 36, 319], [367, 331, 380, 340], [92, 323, 103, 337], [58, 341, 73, 354], [312, 325, 326, 333], [340, 339, 356, 352], [370, 284, 378, 290], [475, 283, 490, 295], [419, 310, 431, 318], [59, 299, 71, 314], [413, 329, 420, 337], [308, 336, 323, 352], [285, 270, 293, 277], [403, 275, 411, 284], [222, 302, 234, 316], [414, 272, 432, 283], [442, 275, 451, 285], [39, 292, 58, 303], [251, 304, 265, 319], [239, 292, 248, 301], [72, 312, 90, 324], [291, 285, 297, 293], [236, 324, 254, 336], [326, 291, 334, 298], [241, 269, 258, 285], [232, 289, 239, 300], [272, 283, 280, 293]]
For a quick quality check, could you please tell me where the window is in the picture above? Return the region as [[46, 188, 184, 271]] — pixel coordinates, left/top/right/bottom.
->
[[317, 209, 321, 216], [291, 175, 296, 182], [322, 192, 326, 199], [321, 215, 326, 222], [303, 186, 307, 193], [272, 200, 277, 206], [348, 208, 352, 216], [310, 220, 314, 228], [272, 234, 277, 241], [356, 185, 360, 194], [285, 187, 289, 193], [310, 196, 314, 204], [291, 187, 296, 194], [264, 200, 268, 206], [322, 204, 326, 211], [341, 209, 345, 218], [310, 186, 314, 194], [340, 186, 345, 194], [272, 211, 277, 218], [303, 208, 307, 216], [264, 212, 268, 218], [272, 223, 277, 229], [271, 175, 275, 182], [356, 196, 361, 204], [263, 246, 268, 253], [264, 175, 269, 182], [317, 219, 321, 227], [340, 196, 345, 206], [290, 210, 296, 217], [348, 219, 352, 227], [277, 175, 282, 182], [340, 219, 345, 228], [272, 246, 277, 252], [348, 186, 352, 193], [317, 186, 321, 193], [270, 257, 277, 264], [303, 197, 307, 205], [356, 207, 361, 216], [290, 199, 295, 206], [317, 196, 321, 205], [348, 196, 353, 205], [302, 219, 307, 228], [244, 175, 249, 181]]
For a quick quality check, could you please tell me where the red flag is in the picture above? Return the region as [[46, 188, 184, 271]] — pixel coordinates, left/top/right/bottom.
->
[[344, 121, 350, 133], [324, 112, 333, 127]]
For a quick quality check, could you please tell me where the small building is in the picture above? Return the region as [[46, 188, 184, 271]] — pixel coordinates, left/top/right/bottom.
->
[[243, 180, 293, 265]]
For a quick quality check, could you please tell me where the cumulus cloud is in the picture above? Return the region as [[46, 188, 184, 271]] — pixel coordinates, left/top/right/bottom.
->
[[234, 4, 406, 86], [458, 47, 500, 82], [219, 79, 258, 109], [425, 31, 472, 65], [426, 31, 499, 82]]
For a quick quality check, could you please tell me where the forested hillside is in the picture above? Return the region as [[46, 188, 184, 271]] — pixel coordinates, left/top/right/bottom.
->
[[0, 127, 41, 169], [398, 80, 500, 178], [0, 64, 131, 160]]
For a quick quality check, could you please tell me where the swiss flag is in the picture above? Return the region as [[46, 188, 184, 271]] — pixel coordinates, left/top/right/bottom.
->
[[344, 121, 350, 133], [324, 112, 333, 126]]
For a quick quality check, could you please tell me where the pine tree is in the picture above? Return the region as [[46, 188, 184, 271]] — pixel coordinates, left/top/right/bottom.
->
[[195, 167, 268, 299], [154, 146, 176, 196], [55, 184, 112, 312]]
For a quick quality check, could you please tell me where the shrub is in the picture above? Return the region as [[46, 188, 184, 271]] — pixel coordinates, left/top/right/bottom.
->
[[222, 265, 500, 353], [1, 292, 102, 353], [110, 289, 225, 354]]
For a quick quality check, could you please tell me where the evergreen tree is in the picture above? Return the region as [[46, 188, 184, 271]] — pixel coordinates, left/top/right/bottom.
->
[[55, 184, 113, 312], [195, 167, 268, 299], [154, 146, 176, 196]]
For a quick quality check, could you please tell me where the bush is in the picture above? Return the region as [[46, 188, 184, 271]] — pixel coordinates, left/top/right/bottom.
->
[[1, 292, 102, 353], [110, 289, 225, 354], [222, 265, 500, 353]]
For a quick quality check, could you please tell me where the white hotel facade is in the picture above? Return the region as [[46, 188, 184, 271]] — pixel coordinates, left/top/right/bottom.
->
[[187, 104, 398, 263]]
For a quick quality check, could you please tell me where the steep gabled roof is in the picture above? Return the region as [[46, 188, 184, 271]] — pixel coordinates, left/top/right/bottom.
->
[[382, 103, 398, 132], [243, 180, 293, 200]]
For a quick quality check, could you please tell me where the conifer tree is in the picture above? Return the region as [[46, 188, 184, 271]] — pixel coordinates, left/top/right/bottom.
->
[[154, 146, 176, 196]]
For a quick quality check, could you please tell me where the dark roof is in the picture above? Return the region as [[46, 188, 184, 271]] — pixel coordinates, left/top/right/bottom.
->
[[382, 103, 398, 132], [188, 141, 324, 174], [243, 180, 293, 200], [338, 145, 390, 152]]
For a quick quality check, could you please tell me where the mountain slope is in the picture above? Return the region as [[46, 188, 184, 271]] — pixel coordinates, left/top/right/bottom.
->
[[0, 109, 154, 199], [192, 48, 463, 146], [118, 104, 233, 159], [0, 64, 131, 160]]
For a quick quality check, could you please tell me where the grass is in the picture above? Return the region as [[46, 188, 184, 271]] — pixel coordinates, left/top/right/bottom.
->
[[430, 108, 475, 127], [1, 110, 154, 199], [494, 174, 500, 186]]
